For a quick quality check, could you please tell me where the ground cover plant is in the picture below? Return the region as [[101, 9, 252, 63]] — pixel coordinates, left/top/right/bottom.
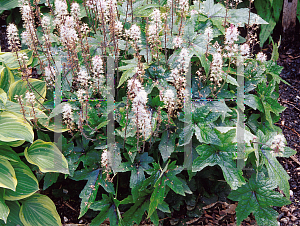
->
[[0, 0, 297, 225]]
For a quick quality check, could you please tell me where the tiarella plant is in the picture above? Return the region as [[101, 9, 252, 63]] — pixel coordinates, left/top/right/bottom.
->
[[0, 0, 296, 225]]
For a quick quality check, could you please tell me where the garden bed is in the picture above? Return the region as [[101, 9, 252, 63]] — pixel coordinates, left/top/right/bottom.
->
[[0, 2, 299, 225]]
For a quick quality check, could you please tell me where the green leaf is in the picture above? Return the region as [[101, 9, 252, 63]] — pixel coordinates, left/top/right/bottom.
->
[[43, 172, 59, 190], [272, 0, 283, 22], [0, 189, 9, 223], [0, 159, 17, 191], [79, 169, 102, 218], [222, 74, 239, 87], [97, 119, 109, 129], [227, 8, 268, 27], [261, 149, 291, 199], [90, 194, 119, 226], [0, 201, 23, 226], [8, 78, 46, 105], [244, 94, 260, 110], [148, 178, 165, 217], [178, 124, 194, 146], [0, 50, 33, 70], [19, 193, 61, 226], [0, 0, 20, 14], [192, 143, 245, 190], [4, 161, 39, 201], [0, 111, 34, 143], [158, 131, 176, 162], [122, 194, 149, 225], [228, 172, 291, 226], [0, 67, 14, 94], [194, 124, 221, 146], [0, 146, 20, 162], [282, 146, 297, 158], [205, 100, 232, 122], [259, 19, 276, 48], [25, 140, 69, 174]]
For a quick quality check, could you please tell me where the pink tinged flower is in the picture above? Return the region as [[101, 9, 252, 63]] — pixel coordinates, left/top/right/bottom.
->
[[150, 9, 161, 24], [177, 48, 190, 72], [92, 55, 104, 75], [127, 78, 142, 94], [17, 52, 29, 63], [190, 9, 198, 16], [71, 2, 80, 18], [133, 89, 148, 105], [225, 24, 239, 45], [21, 4, 32, 23], [204, 26, 213, 43], [7, 23, 20, 49], [25, 91, 35, 104], [270, 134, 285, 156], [163, 89, 175, 105], [45, 65, 56, 85], [101, 149, 108, 168], [77, 68, 90, 87], [126, 24, 141, 42], [115, 20, 123, 34], [77, 89, 86, 101], [62, 103, 73, 121], [179, 0, 189, 11], [54, 0, 68, 24], [256, 52, 267, 63], [21, 30, 31, 46], [173, 36, 183, 48], [41, 16, 51, 29], [240, 43, 250, 56], [210, 52, 223, 83]]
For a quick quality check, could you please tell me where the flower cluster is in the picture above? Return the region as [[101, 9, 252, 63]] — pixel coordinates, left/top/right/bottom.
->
[[256, 52, 267, 63], [25, 91, 35, 105], [71, 2, 80, 19], [270, 134, 285, 157], [173, 36, 183, 48], [240, 43, 250, 57], [204, 26, 213, 44], [54, 0, 68, 25], [210, 52, 223, 88], [179, 0, 189, 12], [60, 16, 78, 45], [225, 24, 239, 45], [167, 48, 190, 114], [62, 103, 74, 129], [127, 78, 152, 139], [7, 24, 20, 52], [147, 9, 162, 48], [44, 65, 56, 87], [92, 55, 105, 91], [77, 68, 90, 88], [161, 89, 176, 116]]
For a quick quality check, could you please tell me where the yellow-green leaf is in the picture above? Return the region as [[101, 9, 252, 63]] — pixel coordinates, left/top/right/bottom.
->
[[8, 78, 46, 105], [25, 140, 69, 174], [0, 111, 34, 143], [0, 159, 17, 191], [0, 189, 9, 223], [19, 193, 61, 226], [4, 161, 39, 201]]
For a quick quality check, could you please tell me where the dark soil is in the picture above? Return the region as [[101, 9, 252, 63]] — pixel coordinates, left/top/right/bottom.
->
[[1, 11, 300, 226]]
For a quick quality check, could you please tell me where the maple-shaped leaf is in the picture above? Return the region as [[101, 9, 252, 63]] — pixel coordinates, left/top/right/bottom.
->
[[228, 172, 291, 226], [192, 129, 245, 190], [122, 192, 151, 226], [90, 194, 121, 226], [148, 161, 191, 218]]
